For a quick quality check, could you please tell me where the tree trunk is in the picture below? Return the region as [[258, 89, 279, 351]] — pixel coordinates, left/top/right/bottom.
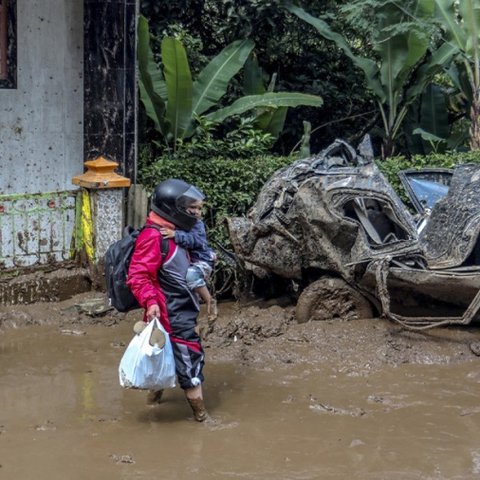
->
[[469, 90, 480, 150], [382, 135, 396, 159]]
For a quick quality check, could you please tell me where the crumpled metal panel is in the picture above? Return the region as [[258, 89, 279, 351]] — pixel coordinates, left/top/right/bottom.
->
[[228, 138, 480, 327], [421, 164, 480, 269], [228, 139, 419, 284]]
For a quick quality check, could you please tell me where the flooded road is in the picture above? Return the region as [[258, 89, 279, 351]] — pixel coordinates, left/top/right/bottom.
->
[[1, 298, 480, 479]]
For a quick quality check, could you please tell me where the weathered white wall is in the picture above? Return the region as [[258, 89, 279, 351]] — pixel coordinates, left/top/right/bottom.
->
[[0, 0, 84, 196], [0, 0, 83, 269]]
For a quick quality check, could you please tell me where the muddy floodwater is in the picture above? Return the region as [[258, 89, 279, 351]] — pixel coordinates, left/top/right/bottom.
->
[[1, 293, 480, 479]]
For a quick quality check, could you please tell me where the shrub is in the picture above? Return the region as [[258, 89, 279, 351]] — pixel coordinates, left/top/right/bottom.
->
[[139, 147, 292, 243]]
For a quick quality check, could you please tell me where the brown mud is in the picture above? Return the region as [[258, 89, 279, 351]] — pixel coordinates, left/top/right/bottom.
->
[[1, 292, 480, 479]]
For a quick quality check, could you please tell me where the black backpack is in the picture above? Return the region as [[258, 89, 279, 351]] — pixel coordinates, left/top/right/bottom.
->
[[104, 225, 169, 313]]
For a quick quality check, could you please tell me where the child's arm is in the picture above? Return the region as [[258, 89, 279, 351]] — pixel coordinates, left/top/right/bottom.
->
[[175, 228, 205, 250], [160, 226, 200, 250], [159, 227, 175, 239], [162, 221, 207, 250]]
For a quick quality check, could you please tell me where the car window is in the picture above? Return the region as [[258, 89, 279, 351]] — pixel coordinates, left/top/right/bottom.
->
[[398, 169, 453, 214]]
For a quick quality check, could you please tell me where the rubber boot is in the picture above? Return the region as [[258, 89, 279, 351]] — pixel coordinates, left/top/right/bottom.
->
[[146, 389, 164, 405], [187, 397, 208, 422]]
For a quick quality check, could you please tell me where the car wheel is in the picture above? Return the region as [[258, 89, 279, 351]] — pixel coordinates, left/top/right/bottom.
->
[[295, 277, 374, 323]]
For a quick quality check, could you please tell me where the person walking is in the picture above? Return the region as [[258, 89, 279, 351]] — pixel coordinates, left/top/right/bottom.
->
[[127, 178, 208, 422]]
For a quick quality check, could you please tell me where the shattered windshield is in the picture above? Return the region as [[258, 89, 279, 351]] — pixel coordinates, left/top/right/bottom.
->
[[408, 179, 449, 211], [398, 169, 452, 214]]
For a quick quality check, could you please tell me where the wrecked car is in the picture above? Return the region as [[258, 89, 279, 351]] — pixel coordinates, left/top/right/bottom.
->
[[227, 138, 480, 329]]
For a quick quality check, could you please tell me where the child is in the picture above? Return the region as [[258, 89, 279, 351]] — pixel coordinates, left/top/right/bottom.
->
[[160, 199, 218, 321]]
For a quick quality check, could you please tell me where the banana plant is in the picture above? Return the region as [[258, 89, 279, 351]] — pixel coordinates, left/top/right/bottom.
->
[[137, 15, 323, 152], [412, 84, 450, 153], [285, 1, 456, 158], [410, 81, 469, 153], [434, 0, 480, 150], [242, 54, 288, 139]]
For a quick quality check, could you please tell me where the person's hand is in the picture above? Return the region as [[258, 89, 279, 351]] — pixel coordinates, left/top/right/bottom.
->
[[160, 227, 175, 239], [146, 304, 160, 321]]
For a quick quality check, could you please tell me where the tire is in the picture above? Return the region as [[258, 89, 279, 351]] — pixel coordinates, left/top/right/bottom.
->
[[295, 277, 374, 323]]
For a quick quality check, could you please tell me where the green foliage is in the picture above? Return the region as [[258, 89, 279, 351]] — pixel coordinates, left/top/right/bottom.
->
[[340, 0, 438, 44], [138, 147, 292, 245], [377, 150, 480, 204], [138, 15, 323, 153], [411, 83, 455, 153], [286, 0, 457, 157], [139, 0, 373, 155], [176, 116, 276, 159], [138, 116, 291, 244], [434, 0, 480, 149], [158, 24, 209, 75]]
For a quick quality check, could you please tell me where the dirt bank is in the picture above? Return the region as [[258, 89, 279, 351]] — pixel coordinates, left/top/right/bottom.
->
[[2, 291, 479, 372]]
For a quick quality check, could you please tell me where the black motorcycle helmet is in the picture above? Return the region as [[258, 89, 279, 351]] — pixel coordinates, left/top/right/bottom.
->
[[150, 179, 205, 231]]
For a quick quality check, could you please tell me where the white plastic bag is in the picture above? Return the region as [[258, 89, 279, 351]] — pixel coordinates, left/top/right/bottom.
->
[[119, 318, 176, 390]]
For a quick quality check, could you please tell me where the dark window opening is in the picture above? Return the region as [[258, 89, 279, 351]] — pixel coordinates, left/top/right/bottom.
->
[[343, 197, 411, 246], [0, 0, 7, 80], [463, 237, 480, 267], [0, 0, 15, 88]]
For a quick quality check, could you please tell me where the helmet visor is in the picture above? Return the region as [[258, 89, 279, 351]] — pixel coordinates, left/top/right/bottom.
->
[[177, 185, 205, 209]]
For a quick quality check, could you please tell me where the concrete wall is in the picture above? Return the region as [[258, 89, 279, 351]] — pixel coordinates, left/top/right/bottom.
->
[[0, 0, 83, 269], [0, 0, 83, 196]]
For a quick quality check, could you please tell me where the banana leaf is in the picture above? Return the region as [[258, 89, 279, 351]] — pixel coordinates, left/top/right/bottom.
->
[[399, 43, 455, 143], [285, 3, 384, 102], [435, 0, 480, 149], [459, 0, 480, 57], [419, 84, 449, 141], [192, 39, 254, 117], [162, 37, 193, 142], [137, 15, 167, 135], [255, 107, 288, 138], [406, 0, 435, 69], [406, 42, 458, 103], [204, 92, 323, 123], [412, 128, 444, 142], [376, 0, 433, 126], [435, 0, 467, 49], [244, 57, 288, 138], [446, 62, 473, 104], [243, 54, 266, 95]]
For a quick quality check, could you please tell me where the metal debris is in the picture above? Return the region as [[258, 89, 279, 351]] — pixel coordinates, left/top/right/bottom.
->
[[228, 137, 480, 330]]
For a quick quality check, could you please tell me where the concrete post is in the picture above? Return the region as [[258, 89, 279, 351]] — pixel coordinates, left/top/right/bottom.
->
[[72, 156, 130, 265]]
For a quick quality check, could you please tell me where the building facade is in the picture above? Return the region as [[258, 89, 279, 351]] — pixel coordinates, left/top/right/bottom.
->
[[0, 0, 137, 270]]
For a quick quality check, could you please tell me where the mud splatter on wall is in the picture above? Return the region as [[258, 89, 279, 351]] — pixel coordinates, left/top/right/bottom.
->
[[0, 0, 138, 270], [0, 191, 76, 268]]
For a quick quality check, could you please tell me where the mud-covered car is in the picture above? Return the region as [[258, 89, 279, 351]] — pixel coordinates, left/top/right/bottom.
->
[[227, 138, 480, 329]]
